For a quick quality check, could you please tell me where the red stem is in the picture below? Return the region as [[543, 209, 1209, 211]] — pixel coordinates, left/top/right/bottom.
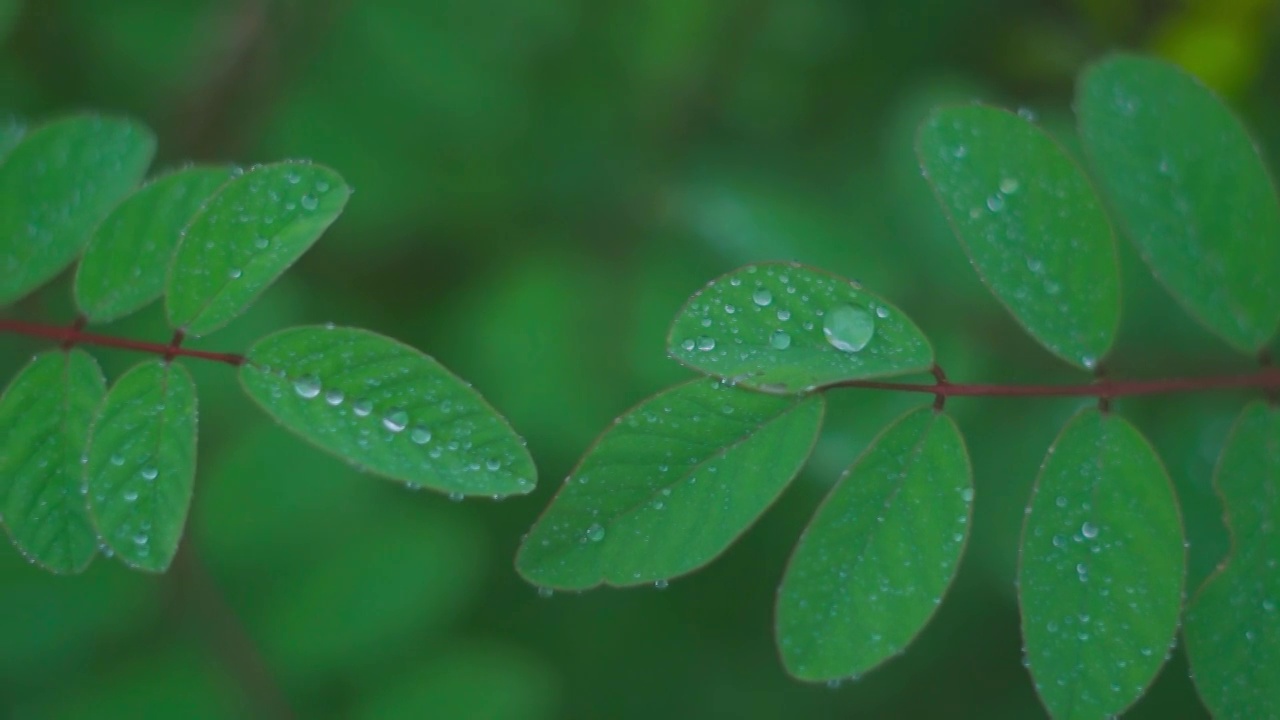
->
[[1, 319, 245, 366]]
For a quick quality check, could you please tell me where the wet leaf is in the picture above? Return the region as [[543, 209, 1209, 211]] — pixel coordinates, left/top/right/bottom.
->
[[1019, 408, 1184, 719], [667, 262, 933, 394], [239, 325, 535, 498], [516, 378, 823, 589], [0, 350, 106, 573], [777, 406, 972, 682]]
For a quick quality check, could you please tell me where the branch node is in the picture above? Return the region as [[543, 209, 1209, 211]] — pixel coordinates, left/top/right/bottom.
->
[[60, 316, 87, 351], [164, 330, 186, 363]]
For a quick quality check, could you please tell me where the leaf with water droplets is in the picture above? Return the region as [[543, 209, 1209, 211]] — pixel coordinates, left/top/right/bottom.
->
[[75, 165, 232, 323], [165, 161, 350, 336], [0, 350, 106, 573], [85, 360, 198, 572], [0, 114, 156, 307], [667, 262, 933, 394], [917, 105, 1119, 371], [1184, 402, 1280, 718], [776, 406, 972, 682], [515, 378, 824, 589], [239, 325, 535, 497], [1078, 54, 1280, 354], [0, 115, 24, 161], [1019, 408, 1184, 720]]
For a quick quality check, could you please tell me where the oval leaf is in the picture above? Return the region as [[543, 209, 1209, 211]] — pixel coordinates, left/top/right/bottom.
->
[[918, 105, 1119, 371], [1077, 55, 1280, 353], [1184, 402, 1280, 718], [0, 115, 156, 306], [0, 350, 106, 573], [667, 262, 933, 394], [516, 378, 824, 590], [1019, 408, 1185, 719], [776, 406, 972, 682], [85, 360, 198, 572], [165, 161, 350, 336], [75, 165, 232, 323], [239, 325, 535, 497]]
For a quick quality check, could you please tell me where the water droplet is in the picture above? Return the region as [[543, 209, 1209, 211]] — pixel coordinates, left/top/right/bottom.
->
[[1262, 598, 1276, 612], [999, 177, 1020, 194], [696, 336, 716, 351], [447, 491, 464, 502], [986, 194, 1005, 212], [654, 579, 669, 590], [300, 194, 319, 211], [952, 145, 968, 158], [140, 466, 158, 481], [253, 236, 270, 249], [382, 409, 408, 433], [353, 399, 373, 417], [874, 306, 889, 319], [585, 523, 606, 542], [1081, 522, 1099, 539], [1017, 107, 1038, 122], [822, 305, 875, 353], [681, 338, 695, 351], [410, 426, 432, 444], [752, 288, 773, 307], [293, 375, 321, 399], [109, 454, 125, 466], [123, 489, 138, 502], [485, 458, 502, 471], [776, 309, 791, 321], [324, 389, 345, 406], [228, 267, 242, 279], [960, 487, 974, 502], [769, 330, 791, 350], [1055, 496, 1068, 508]]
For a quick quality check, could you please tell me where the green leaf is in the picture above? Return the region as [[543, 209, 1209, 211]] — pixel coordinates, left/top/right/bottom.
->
[[1184, 402, 1280, 718], [85, 360, 198, 572], [75, 165, 232, 323], [0, 115, 156, 307], [0, 350, 106, 573], [1019, 408, 1185, 719], [1077, 54, 1280, 353], [165, 161, 350, 336], [917, 105, 1119, 371], [239, 325, 535, 497], [776, 406, 971, 682], [666, 262, 933, 394], [515, 378, 824, 590], [0, 115, 24, 161]]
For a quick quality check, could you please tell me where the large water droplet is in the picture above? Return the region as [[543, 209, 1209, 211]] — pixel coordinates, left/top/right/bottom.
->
[[696, 336, 716, 351], [410, 426, 432, 444], [294, 375, 321, 399], [769, 330, 791, 350], [585, 523, 606, 542], [752, 288, 773, 307], [1081, 522, 1099, 539], [680, 338, 695, 351], [822, 305, 875, 353], [353, 399, 372, 417], [382, 409, 408, 433]]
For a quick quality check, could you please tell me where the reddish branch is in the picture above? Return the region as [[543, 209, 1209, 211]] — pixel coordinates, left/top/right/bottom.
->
[[1, 319, 245, 366]]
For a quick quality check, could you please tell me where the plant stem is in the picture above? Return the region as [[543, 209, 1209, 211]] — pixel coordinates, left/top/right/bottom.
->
[[0, 319, 245, 366], [825, 368, 1280, 398]]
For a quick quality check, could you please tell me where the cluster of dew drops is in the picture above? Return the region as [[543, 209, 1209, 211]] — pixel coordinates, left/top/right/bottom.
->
[[677, 267, 888, 359], [73, 449, 159, 560]]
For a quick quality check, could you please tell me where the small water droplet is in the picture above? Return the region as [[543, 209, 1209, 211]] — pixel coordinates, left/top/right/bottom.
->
[[300, 194, 319, 211], [874, 306, 889, 319], [681, 338, 695, 351], [410, 426, 432, 444], [696, 336, 716, 351], [324, 389, 345, 406], [253, 236, 270, 249], [140, 466, 158, 481], [123, 489, 138, 503], [133, 533, 149, 546], [776, 309, 791, 321], [1081, 522, 1099, 539], [353, 399, 373, 417], [447, 491, 464, 502], [293, 375, 321, 399], [986, 194, 1005, 212], [654, 579, 669, 590], [382, 409, 408, 433], [769, 330, 791, 350], [752, 288, 773, 307], [537, 586, 554, 598], [1055, 496, 1068, 508], [999, 177, 1020, 194], [960, 487, 974, 502], [485, 458, 502, 471], [109, 454, 125, 466], [228, 267, 242, 279], [585, 523, 606, 542], [822, 305, 875, 353]]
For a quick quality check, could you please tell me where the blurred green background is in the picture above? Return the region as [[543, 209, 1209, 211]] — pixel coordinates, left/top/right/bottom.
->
[[2, 0, 1279, 717]]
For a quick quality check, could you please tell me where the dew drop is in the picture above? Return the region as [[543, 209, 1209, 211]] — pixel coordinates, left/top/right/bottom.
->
[[293, 375, 321, 399], [777, 309, 791, 321], [585, 523, 606, 542], [986, 194, 1005, 212], [960, 487, 974, 502], [109, 454, 125, 467], [300, 194, 319, 211], [140, 466, 158, 481], [769, 330, 792, 350], [485, 458, 502, 471], [681, 338, 695, 351], [752, 288, 773, 307], [654, 579, 669, 590], [123, 489, 138, 503], [228, 267, 242, 279], [133, 533, 149, 546], [382, 409, 408, 433], [410, 426, 432, 444], [253, 236, 270, 249], [448, 491, 464, 502], [999, 177, 1020, 194], [324, 388, 345, 406], [1081, 522, 1099, 539], [822, 305, 875, 353], [537, 586, 554, 598], [696, 336, 716, 351], [353, 399, 373, 417], [874, 306, 889, 319]]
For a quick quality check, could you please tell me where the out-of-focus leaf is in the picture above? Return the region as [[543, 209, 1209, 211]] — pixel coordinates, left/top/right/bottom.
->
[[1185, 402, 1280, 719], [75, 165, 231, 323], [516, 378, 824, 590], [667, 262, 933, 394], [0, 350, 106, 573], [85, 360, 197, 572], [239, 325, 535, 497], [165, 161, 349, 336], [0, 115, 155, 306], [1077, 54, 1280, 354], [352, 641, 558, 720], [917, 105, 1119, 371], [0, 115, 24, 160], [777, 406, 971, 682], [1019, 408, 1184, 719]]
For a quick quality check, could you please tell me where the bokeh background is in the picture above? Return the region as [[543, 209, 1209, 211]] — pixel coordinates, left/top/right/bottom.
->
[[2, 0, 1279, 717]]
